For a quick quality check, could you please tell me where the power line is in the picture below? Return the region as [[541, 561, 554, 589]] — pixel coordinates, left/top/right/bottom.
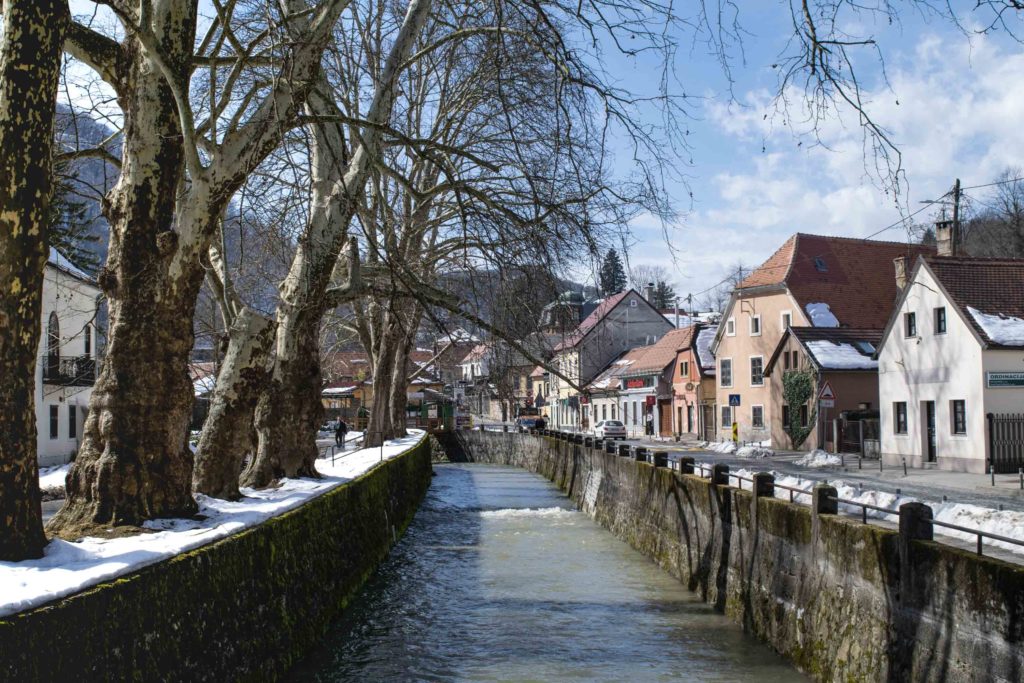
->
[[961, 175, 1024, 192]]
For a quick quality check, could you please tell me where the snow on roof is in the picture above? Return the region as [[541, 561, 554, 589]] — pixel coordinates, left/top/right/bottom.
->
[[695, 327, 716, 375], [967, 307, 1024, 347], [805, 302, 840, 327], [48, 247, 93, 282], [804, 340, 878, 370], [193, 374, 216, 397], [322, 385, 357, 396]]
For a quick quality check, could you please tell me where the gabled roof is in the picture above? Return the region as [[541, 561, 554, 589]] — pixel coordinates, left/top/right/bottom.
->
[[585, 346, 651, 393], [695, 327, 716, 376], [47, 247, 95, 284], [923, 256, 1024, 348], [765, 327, 882, 375], [737, 233, 936, 329], [623, 327, 693, 375], [461, 343, 490, 363], [529, 365, 546, 378], [553, 290, 632, 351]]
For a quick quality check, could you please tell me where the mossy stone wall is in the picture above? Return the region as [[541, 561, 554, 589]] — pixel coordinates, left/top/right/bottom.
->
[[451, 431, 1024, 683], [0, 436, 432, 682]]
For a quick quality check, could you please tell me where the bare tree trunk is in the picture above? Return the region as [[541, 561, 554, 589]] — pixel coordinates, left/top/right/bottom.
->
[[193, 308, 274, 499], [50, 5, 201, 537], [0, 0, 67, 560], [242, 318, 323, 486]]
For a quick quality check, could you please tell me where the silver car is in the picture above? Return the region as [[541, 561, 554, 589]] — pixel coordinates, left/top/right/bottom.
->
[[594, 420, 626, 439]]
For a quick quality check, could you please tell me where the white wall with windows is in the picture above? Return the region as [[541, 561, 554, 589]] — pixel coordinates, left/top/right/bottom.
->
[[878, 265, 1002, 472], [37, 258, 101, 467]]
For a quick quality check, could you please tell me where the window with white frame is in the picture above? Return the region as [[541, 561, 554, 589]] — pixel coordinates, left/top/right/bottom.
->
[[726, 318, 736, 336], [751, 405, 764, 429], [720, 358, 732, 387], [750, 314, 761, 336], [679, 360, 689, 378], [950, 400, 966, 434], [721, 405, 732, 429], [750, 356, 764, 386]]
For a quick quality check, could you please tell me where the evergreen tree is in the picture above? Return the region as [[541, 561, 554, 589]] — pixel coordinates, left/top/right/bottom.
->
[[48, 162, 102, 273], [652, 280, 677, 309], [599, 249, 626, 295]]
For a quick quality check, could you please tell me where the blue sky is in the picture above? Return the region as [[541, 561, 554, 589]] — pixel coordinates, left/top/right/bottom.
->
[[593, 3, 1024, 304]]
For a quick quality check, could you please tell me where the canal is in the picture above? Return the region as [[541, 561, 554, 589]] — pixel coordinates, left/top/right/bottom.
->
[[291, 464, 805, 681]]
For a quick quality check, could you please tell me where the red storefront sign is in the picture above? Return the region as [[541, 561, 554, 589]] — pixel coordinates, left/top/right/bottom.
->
[[624, 378, 646, 389], [645, 395, 656, 407]]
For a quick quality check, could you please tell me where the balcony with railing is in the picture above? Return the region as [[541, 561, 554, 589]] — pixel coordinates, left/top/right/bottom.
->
[[41, 355, 99, 387]]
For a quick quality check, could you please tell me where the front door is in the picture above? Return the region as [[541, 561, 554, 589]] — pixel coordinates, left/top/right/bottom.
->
[[702, 405, 715, 441], [924, 401, 937, 462], [687, 405, 694, 433]]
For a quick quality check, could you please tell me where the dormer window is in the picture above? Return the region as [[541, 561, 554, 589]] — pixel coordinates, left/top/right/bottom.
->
[[814, 257, 828, 272]]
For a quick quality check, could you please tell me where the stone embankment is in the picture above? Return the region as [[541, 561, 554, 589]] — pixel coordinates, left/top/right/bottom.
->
[[442, 430, 1024, 683], [0, 436, 432, 682]]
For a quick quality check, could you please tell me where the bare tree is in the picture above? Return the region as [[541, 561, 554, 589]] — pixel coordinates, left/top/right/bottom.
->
[[0, 0, 68, 560]]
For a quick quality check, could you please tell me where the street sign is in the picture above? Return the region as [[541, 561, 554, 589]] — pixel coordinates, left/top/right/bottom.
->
[[819, 399, 835, 408], [728, 394, 741, 407], [988, 372, 1024, 388], [818, 381, 836, 401], [731, 421, 738, 442]]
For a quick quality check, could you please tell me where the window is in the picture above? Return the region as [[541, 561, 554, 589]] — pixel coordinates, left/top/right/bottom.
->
[[611, 404, 617, 420], [799, 404, 809, 427], [750, 315, 762, 336], [632, 401, 638, 425], [68, 405, 77, 439], [49, 405, 58, 439], [935, 307, 947, 334], [721, 405, 732, 429], [893, 402, 908, 434], [720, 358, 732, 387], [783, 350, 790, 370], [84, 324, 92, 356], [752, 405, 764, 429], [679, 360, 689, 378], [781, 312, 792, 330], [602, 404, 607, 421], [750, 356, 764, 386], [904, 312, 917, 338], [782, 404, 791, 428], [726, 318, 736, 336], [791, 351, 799, 369], [814, 257, 828, 272], [951, 400, 966, 434]]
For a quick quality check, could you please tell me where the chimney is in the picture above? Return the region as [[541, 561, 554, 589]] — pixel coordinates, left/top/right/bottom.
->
[[893, 256, 908, 291], [643, 282, 655, 304], [935, 221, 954, 257]]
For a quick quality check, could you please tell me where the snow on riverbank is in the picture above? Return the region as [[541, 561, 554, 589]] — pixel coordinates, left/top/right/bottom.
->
[[726, 466, 1024, 556], [38, 464, 70, 492], [1, 431, 424, 618]]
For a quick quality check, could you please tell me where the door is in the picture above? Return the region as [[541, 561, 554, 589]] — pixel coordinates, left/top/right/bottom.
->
[[658, 399, 672, 436], [924, 401, 936, 462], [687, 405, 694, 434], [702, 405, 715, 441]]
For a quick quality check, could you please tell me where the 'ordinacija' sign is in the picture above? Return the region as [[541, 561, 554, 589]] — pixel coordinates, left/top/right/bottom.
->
[[987, 372, 1024, 388]]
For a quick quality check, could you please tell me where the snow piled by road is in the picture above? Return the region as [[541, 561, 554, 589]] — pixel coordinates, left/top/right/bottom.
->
[[726, 466, 1024, 556], [795, 449, 842, 468], [0, 430, 424, 618]]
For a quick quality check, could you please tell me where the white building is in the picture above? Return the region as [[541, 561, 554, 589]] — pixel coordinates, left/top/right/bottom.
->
[[36, 249, 101, 466], [877, 248, 1024, 473]]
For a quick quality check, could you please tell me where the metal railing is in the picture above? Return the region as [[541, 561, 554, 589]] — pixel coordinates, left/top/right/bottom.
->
[[41, 355, 99, 386], [928, 518, 1024, 557]]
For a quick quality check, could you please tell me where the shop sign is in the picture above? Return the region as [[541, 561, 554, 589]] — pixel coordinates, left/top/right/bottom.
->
[[624, 378, 647, 389], [987, 372, 1024, 388]]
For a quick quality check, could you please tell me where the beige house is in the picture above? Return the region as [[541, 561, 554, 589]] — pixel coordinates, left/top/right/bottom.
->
[[712, 234, 934, 444]]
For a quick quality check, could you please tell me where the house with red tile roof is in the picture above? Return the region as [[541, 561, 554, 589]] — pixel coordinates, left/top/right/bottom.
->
[[878, 248, 1024, 473], [670, 325, 718, 440], [712, 233, 934, 444], [549, 289, 672, 430]]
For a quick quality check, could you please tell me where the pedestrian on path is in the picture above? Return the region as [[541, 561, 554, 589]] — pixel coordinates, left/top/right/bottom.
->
[[335, 420, 349, 448]]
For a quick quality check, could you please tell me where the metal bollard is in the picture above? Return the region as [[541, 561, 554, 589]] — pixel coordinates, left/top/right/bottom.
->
[[711, 464, 729, 486], [606, 441, 617, 455], [584, 436, 594, 448], [677, 456, 695, 475], [652, 451, 668, 468], [618, 444, 631, 458], [902, 457, 907, 477], [1020, 468, 1023, 490], [991, 465, 996, 487], [634, 446, 648, 462], [503, 425, 508, 432]]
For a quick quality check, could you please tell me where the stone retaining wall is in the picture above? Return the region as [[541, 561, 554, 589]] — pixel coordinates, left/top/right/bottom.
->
[[446, 430, 1024, 683], [0, 436, 433, 682]]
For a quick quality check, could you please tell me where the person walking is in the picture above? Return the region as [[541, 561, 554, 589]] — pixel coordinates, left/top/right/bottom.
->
[[335, 419, 349, 448]]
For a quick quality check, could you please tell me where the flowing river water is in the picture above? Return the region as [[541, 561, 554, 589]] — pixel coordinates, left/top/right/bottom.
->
[[291, 464, 805, 682]]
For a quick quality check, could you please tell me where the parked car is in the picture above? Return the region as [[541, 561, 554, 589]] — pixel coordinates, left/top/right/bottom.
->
[[593, 420, 626, 439], [516, 416, 540, 430]]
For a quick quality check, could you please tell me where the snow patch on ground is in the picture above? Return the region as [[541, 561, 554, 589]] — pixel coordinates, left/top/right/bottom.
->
[[795, 449, 842, 468], [706, 441, 738, 454], [0, 431, 424, 618], [968, 306, 1024, 346], [38, 464, 70, 492], [736, 445, 775, 458]]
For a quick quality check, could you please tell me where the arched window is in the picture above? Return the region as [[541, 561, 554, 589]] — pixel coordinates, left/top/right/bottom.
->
[[47, 312, 60, 377]]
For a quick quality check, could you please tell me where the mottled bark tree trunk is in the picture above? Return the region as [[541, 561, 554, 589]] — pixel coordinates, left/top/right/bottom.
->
[[242, 318, 323, 486], [49, 5, 202, 537], [193, 308, 274, 499], [0, 0, 68, 560]]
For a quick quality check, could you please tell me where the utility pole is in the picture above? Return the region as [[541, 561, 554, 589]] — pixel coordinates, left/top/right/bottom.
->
[[951, 178, 961, 256]]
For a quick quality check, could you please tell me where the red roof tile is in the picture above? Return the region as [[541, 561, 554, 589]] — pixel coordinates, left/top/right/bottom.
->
[[741, 233, 935, 329], [925, 256, 1024, 347]]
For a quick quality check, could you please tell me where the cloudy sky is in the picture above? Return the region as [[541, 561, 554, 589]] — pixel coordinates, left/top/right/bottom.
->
[[600, 3, 1024, 304]]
